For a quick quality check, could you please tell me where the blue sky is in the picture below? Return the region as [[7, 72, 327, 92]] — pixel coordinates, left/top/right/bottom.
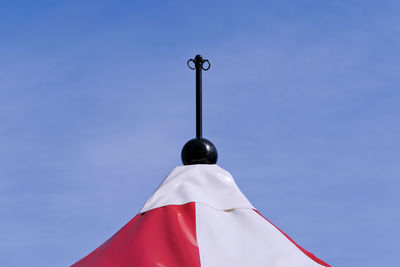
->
[[1, 1, 399, 266]]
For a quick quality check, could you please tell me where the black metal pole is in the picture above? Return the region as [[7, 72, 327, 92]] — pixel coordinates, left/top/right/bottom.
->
[[182, 54, 217, 165], [195, 55, 203, 138]]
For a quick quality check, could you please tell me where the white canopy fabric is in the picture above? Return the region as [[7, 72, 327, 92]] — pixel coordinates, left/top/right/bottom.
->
[[141, 164, 254, 212]]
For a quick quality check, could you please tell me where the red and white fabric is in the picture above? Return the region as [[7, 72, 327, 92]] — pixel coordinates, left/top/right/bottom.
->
[[72, 165, 330, 267]]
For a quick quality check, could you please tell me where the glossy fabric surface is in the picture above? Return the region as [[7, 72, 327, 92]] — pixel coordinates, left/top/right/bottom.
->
[[196, 203, 329, 267], [141, 164, 254, 213], [72, 203, 200, 267], [72, 165, 330, 267]]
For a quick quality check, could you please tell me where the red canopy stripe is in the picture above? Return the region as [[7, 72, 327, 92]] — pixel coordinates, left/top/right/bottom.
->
[[72, 203, 200, 267]]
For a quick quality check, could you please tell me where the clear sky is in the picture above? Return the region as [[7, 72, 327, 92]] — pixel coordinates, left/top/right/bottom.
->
[[1, 1, 399, 266]]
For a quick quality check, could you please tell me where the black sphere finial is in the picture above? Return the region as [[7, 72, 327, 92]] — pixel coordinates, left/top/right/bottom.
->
[[181, 138, 218, 165], [182, 55, 218, 165]]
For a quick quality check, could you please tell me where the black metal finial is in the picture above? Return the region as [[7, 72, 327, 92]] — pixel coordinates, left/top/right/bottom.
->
[[181, 55, 218, 165]]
